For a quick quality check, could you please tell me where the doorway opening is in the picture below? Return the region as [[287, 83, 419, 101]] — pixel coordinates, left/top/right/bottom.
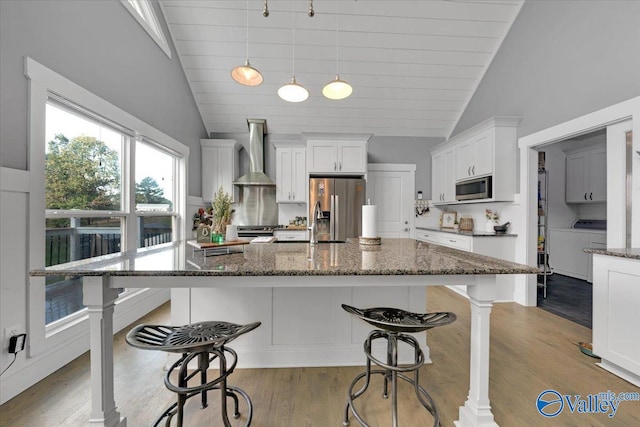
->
[[534, 128, 608, 327]]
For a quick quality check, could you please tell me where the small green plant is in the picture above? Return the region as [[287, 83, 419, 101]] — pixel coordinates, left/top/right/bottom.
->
[[211, 186, 233, 234]]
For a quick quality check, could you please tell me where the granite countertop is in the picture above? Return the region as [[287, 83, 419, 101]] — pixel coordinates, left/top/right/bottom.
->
[[584, 248, 640, 260], [416, 226, 517, 237], [30, 238, 539, 277]]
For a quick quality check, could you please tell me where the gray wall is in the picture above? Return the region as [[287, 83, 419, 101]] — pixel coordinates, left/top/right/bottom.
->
[[452, 0, 640, 139], [0, 0, 207, 195], [367, 136, 442, 197]]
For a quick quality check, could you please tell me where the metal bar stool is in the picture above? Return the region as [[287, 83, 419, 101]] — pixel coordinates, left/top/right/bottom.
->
[[126, 320, 261, 427], [341, 304, 456, 427]]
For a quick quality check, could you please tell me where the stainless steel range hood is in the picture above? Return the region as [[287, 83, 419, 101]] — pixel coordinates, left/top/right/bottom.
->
[[233, 119, 276, 186], [233, 119, 278, 226]]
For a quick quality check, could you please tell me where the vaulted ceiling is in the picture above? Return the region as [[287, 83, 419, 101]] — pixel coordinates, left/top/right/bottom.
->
[[160, 0, 523, 138]]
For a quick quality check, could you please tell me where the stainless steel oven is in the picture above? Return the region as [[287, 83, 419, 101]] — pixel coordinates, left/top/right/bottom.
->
[[455, 176, 492, 201]]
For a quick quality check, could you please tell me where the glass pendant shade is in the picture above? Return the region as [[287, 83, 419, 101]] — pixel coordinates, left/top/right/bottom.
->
[[231, 60, 263, 86], [278, 76, 309, 102], [322, 75, 352, 100]]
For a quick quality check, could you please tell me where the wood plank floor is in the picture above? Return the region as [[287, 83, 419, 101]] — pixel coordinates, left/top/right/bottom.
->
[[2, 286, 639, 426]]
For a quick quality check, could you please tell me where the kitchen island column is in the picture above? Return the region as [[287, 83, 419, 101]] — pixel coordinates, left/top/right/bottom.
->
[[457, 277, 498, 427]]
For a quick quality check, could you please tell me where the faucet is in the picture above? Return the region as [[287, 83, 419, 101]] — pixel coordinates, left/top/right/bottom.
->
[[310, 200, 322, 244]]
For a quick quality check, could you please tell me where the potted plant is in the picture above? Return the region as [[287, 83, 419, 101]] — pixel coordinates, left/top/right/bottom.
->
[[211, 186, 234, 242]]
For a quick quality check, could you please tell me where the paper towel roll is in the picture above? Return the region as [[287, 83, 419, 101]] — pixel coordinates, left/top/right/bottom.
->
[[362, 205, 377, 237]]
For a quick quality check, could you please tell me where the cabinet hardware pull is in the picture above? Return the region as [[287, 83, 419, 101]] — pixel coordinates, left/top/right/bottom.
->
[[339, 162, 342, 170], [292, 192, 295, 200], [472, 165, 475, 175], [590, 192, 593, 200], [584, 193, 587, 200], [289, 192, 291, 200], [334, 162, 337, 171], [468, 166, 471, 176]]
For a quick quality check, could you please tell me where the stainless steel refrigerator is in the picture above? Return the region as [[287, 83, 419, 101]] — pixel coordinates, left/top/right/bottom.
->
[[309, 177, 366, 242]]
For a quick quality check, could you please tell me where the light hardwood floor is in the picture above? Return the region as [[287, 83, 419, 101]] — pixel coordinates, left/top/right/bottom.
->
[[1, 286, 639, 426]]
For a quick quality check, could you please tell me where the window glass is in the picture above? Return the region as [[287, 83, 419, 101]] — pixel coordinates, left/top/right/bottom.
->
[[45, 102, 123, 211], [45, 216, 122, 324], [136, 141, 175, 248], [136, 141, 174, 211]]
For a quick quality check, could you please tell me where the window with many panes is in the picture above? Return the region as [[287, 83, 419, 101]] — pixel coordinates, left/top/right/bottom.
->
[[44, 98, 179, 324]]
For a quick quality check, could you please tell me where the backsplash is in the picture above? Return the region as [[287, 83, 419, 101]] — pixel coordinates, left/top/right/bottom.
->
[[415, 201, 520, 233]]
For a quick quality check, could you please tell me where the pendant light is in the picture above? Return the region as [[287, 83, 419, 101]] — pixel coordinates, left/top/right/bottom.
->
[[231, 0, 263, 86], [278, 0, 309, 102], [323, 3, 352, 100]]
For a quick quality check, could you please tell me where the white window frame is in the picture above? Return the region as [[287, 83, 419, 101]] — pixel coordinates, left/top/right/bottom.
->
[[25, 57, 188, 356], [121, 0, 172, 59]]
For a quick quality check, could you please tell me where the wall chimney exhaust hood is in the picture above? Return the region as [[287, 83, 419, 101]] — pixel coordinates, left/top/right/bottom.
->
[[233, 119, 276, 186]]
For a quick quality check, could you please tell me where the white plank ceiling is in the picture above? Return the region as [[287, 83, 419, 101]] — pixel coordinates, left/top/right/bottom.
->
[[160, 0, 523, 137]]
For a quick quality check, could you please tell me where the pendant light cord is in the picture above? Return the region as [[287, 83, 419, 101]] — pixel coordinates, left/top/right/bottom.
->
[[292, 0, 295, 77], [245, 0, 249, 61], [335, 5, 339, 76]]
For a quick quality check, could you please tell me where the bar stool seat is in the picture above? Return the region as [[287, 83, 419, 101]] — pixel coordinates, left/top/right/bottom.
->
[[342, 304, 456, 427], [126, 320, 260, 427]]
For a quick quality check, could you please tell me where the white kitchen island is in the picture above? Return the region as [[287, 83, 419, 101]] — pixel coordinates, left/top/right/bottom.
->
[[588, 248, 640, 387], [31, 238, 538, 427]]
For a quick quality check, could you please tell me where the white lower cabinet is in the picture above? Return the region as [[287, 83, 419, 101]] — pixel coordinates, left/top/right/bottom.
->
[[549, 229, 606, 282], [415, 229, 516, 300], [592, 254, 640, 387]]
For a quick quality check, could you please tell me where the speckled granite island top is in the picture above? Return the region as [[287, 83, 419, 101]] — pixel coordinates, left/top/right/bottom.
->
[[584, 247, 640, 260], [31, 238, 539, 277]]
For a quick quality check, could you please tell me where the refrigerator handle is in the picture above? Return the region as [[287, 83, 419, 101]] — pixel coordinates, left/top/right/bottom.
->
[[334, 194, 339, 239], [330, 194, 335, 239]]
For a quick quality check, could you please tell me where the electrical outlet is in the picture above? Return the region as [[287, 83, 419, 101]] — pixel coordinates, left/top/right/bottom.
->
[[4, 324, 22, 349]]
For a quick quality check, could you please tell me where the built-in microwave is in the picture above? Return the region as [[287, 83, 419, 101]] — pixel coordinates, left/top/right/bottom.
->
[[455, 176, 492, 201]]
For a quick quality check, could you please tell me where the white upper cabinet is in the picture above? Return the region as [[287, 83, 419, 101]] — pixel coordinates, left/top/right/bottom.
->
[[307, 140, 367, 173], [565, 144, 606, 203], [431, 116, 521, 205], [200, 139, 241, 203], [303, 133, 371, 175], [276, 147, 307, 203], [432, 146, 456, 203], [456, 129, 494, 180]]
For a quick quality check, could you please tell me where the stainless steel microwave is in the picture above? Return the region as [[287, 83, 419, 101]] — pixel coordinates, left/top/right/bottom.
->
[[455, 176, 492, 201]]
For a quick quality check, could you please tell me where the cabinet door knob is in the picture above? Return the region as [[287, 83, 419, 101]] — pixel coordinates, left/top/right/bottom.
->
[[404, 228, 410, 232]]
